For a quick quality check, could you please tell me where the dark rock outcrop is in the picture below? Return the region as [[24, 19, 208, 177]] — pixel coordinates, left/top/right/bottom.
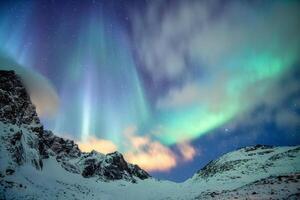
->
[[0, 70, 150, 182], [80, 151, 150, 182], [0, 70, 41, 128], [40, 130, 81, 159]]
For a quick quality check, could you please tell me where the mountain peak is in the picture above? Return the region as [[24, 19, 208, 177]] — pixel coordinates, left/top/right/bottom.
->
[[0, 70, 41, 129], [0, 70, 150, 183]]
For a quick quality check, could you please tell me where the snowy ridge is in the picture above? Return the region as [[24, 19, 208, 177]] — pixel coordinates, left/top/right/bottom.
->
[[186, 145, 300, 199], [191, 144, 300, 185], [1, 70, 300, 199], [40, 130, 149, 182]]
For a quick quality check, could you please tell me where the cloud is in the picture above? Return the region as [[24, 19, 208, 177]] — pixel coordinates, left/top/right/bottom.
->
[[225, 66, 300, 135], [75, 126, 178, 172], [275, 109, 300, 129], [157, 82, 200, 109], [22, 71, 59, 118], [131, 1, 300, 144], [125, 139, 177, 172], [0, 53, 59, 117], [123, 126, 177, 171], [156, 81, 226, 111], [133, 1, 300, 80], [71, 125, 198, 172], [177, 141, 197, 161], [77, 136, 118, 154], [123, 126, 197, 172]]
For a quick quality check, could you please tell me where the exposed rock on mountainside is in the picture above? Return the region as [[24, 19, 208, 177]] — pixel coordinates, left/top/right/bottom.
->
[[188, 144, 300, 199], [0, 70, 41, 129], [193, 144, 300, 182], [0, 70, 150, 183], [79, 151, 149, 181]]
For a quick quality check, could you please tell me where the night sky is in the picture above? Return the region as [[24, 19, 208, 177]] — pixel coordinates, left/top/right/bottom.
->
[[0, 0, 300, 182]]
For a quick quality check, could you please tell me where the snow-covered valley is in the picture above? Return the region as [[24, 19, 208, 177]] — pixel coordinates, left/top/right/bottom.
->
[[1, 70, 300, 199]]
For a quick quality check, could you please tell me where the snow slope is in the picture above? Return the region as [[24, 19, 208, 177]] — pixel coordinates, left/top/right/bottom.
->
[[186, 145, 300, 199], [1, 70, 300, 199], [1, 134, 299, 200]]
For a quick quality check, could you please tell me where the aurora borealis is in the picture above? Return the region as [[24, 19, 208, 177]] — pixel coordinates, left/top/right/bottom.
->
[[0, 0, 300, 181]]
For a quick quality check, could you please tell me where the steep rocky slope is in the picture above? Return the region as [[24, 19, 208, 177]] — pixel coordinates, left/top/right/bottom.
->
[[0, 70, 150, 184], [0, 70, 299, 199]]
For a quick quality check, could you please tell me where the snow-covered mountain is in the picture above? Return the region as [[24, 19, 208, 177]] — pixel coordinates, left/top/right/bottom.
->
[[0, 70, 149, 189], [188, 145, 300, 199], [0, 70, 299, 200]]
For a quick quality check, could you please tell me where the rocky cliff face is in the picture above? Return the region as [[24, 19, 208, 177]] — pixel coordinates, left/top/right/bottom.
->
[[79, 151, 149, 182], [0, 71, 45, 176], [0, 70, 41, 129], [0, 70, 150, 183]]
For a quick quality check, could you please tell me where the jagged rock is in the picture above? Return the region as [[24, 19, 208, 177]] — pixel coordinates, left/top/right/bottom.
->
[[129, 164, 150, 180], [243, 144, 274, 152], [79, 151, 150, 182], [0, 70, 41, 127], [0, 70, 150, 183], [0, 70, 44, 174], [40, 130, 81, 159]]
